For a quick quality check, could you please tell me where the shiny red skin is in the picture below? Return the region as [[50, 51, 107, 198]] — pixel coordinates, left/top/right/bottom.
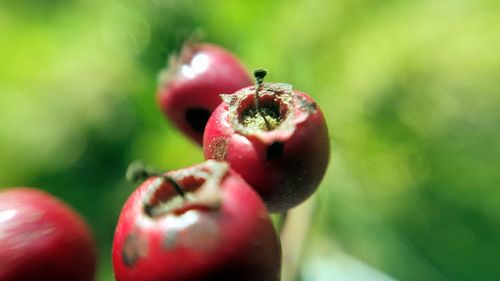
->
[[203, 84, 330, 212], [0, 188, 97, 281], [112, 161, 281, 281], [157, 43, 253, 145]]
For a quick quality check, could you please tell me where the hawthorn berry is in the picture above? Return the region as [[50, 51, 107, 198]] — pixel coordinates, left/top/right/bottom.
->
[[157, 43, 253, 145], [203, 70, 330, 212], [112, 160, 281, 281], [0, 188, 96, 281]]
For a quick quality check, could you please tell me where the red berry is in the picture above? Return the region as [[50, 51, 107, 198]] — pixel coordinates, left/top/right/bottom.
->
[[157, 43, 253, 145], [0, 188, 97, 281], [203, 79, 330, 212], [112, 160, 281, 281]]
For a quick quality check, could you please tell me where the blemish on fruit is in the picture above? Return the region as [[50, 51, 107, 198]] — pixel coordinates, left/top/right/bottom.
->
[[185, 108, 211, 133], [122, 232, 147, 267], [162, 228, 178, 249], [295, 94, 317, 114], [209, 137, 228, 161], [180, 214, 220, 250], [266, 141, 284, 160]]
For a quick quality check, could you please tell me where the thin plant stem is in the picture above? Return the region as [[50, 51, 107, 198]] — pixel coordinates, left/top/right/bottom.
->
[[280, 196, 316, 281], [126, 161, 185, 198], [253, 68, 272, 130]]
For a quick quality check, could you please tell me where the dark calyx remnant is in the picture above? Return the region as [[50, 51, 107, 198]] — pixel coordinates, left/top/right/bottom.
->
[[186, 107, 211, 133], [125, 161, 152, 183], [254, 68, 267, 84]]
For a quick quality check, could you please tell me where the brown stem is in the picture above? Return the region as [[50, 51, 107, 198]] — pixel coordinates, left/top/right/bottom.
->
[[253, 68, 271, 130], [126, 161, 185, 198]]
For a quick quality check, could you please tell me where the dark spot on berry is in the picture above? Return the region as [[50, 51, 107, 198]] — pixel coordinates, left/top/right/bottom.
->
[[266, 141, 284, 160], [143, 203, 154, 217], [186, 108, 211, 133], [122, 233, 145, 267]]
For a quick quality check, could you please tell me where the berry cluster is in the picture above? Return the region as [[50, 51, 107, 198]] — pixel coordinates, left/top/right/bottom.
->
[[114, 42, 330, 281], [0, 42, 329, 281]]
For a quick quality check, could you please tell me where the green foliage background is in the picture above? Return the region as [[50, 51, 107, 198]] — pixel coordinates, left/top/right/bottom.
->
[[1, 0, 499, 280]]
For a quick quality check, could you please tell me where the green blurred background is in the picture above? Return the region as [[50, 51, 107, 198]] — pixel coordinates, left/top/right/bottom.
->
[[1, 0, 499, 280]]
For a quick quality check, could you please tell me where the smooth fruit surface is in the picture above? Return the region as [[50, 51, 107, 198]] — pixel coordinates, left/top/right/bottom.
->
[[203, 83, 330, 212], [112, 160, 281, 281], [157, 43, 252, 145], [0, 188, 97, 281]]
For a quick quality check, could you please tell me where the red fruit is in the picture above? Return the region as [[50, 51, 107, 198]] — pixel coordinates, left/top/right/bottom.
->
[[203, 79, 330, 212], [157, 43, 253, 145], [0, 188, 97, 281], [112, 160, 281, 281]]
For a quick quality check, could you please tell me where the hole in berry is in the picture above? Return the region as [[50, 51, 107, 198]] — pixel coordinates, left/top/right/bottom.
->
[[144, 176, 206, 218], [266, 141, 284, 160], [239, 96, 285, 131], [185, 108, 211, 133]]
